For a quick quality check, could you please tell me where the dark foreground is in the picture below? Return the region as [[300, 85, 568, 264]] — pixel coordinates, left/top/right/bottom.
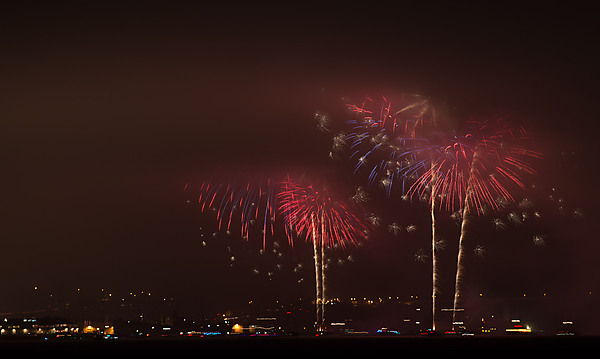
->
[[0, 335, 596, 355]]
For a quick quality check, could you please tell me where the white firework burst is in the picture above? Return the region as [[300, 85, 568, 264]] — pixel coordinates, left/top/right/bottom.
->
[[315, 111, 330, 132], [350, 186, 369, 204], [532, 234, 546, 247], [388, 222, 403, 235], [492, 218, 507, 230], [518, 197, 533, 210], [368, 214, 381, 227], [434, 239, 446, 252], [507, 212, 522, 225], [473, 245, 485, 257], [414, 249, 428, 263], [451, 211, 462, 224]]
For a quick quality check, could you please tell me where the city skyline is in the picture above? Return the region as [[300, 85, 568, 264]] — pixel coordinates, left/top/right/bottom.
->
[[0, 281, 591, 337]]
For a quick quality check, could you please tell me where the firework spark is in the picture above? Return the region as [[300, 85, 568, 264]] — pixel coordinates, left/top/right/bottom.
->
[[492, 217, 508, 230], [414, 249, 428, 263], [194, 174, 279, 249], [190, 169, 370, 333], [474, 245, 486, 257], [326, 94, 442, 330], [278, 175, 370, 331], [406, 116, 543, 328], [388, 222, 403, 235], [278, 176, 370, 249], [532, 234, 546, 247], [383, 115, 543, 328], [337, 94, 437, 197], [322, 94, 542, 332], [407, 117, 542, 215]]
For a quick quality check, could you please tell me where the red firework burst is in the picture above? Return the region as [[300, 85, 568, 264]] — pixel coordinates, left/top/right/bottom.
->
[[408, 116, 542, 215], [277, 176, 370, 249], [194, 174, 278, 248]]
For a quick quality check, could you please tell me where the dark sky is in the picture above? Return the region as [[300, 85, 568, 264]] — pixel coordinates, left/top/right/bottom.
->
[[1, 2, 598, 329]]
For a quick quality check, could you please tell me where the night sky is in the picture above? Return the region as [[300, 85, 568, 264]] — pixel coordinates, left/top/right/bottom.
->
[[1, 3, 598, 332]]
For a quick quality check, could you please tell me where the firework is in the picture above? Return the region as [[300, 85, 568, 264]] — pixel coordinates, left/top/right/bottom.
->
[[278, 176, 370, 249], [407, 118, 541, 215], [326, 93, 444, 331], [192, 172, 279, 249], [190, 169, 370, 333], [388, 222, 403, 235], [337, 94, 437, 197], [278, 175, 370, 332], [324, 94, 542, 332], [405, 116, 542, 328], [414, 249, 428, 263], [350, 186, 370, 204], [532, 234, 546, 247], [473, 245, 486, 257]]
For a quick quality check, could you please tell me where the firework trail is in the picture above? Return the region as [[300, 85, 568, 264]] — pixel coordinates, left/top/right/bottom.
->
[[327, 93, 445, 331], [278, 175, 370, 332], [405, 116, 542, 328], [190, 169, 370, 332], [323, 94, 542, 331]]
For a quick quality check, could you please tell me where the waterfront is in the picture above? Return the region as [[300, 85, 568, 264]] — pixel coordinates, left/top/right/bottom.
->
[[0, 334, 595, 355]]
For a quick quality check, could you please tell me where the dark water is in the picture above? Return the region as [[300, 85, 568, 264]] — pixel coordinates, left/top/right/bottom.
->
[[1, 335, 596, 355]]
